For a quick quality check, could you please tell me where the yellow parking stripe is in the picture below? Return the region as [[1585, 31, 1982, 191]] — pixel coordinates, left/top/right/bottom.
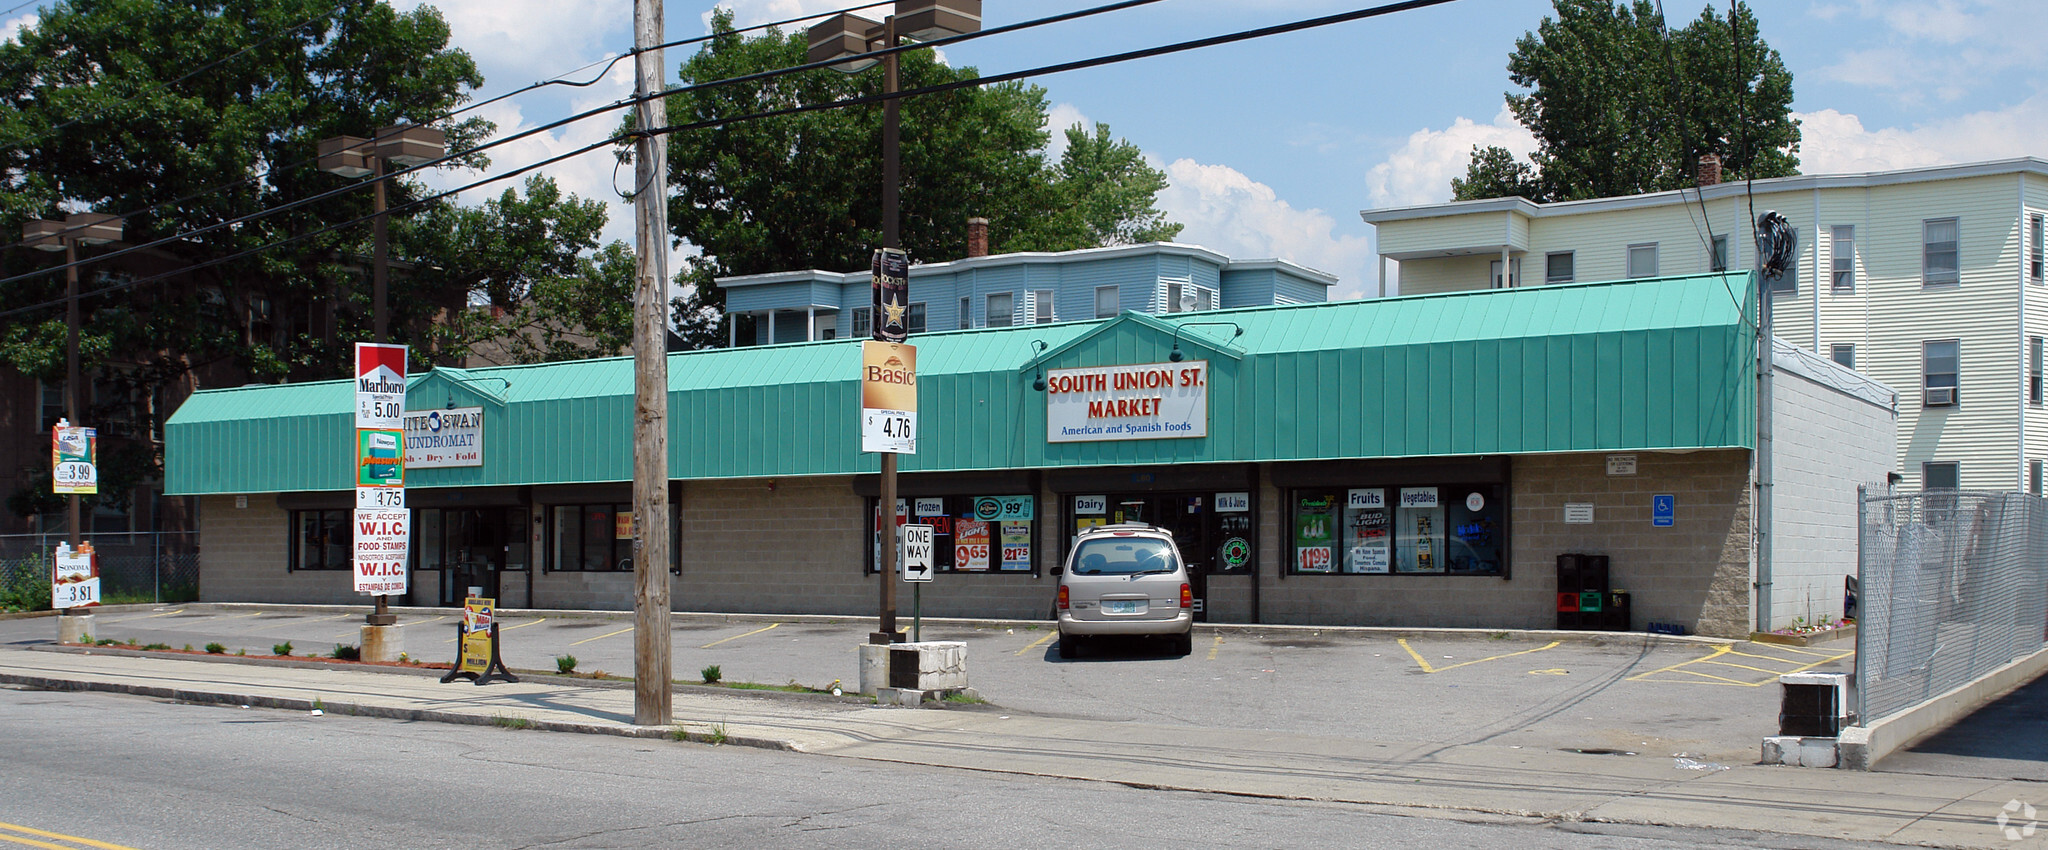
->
[[0, 833, 73, 850], [1399, 639, 1560, 674], [571, 625, 635, 647], [700, 622, 778, 649], [1015, 631, 1056, 656], [445, 617, 545, 643], [105, 608, 183, 623], [1629, 644, 1856, 686], [0, 821, 141, 850], [1206, 634, 1223, 661]]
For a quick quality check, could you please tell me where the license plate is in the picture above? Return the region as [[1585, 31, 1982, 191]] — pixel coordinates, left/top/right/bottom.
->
[[1104, 600, 1143, 614]]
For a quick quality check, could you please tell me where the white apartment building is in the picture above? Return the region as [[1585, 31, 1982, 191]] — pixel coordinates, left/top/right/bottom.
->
[[1363, 158, 2048, 494]]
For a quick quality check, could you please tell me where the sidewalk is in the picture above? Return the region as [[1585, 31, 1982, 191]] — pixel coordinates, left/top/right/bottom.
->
[[0, 642, 2039, 848]]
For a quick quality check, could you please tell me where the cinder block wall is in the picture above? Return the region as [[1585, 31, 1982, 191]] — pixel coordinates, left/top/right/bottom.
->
[[1768, 345, 1897, 630], [1510, 451, 1754, 637], [1253, 451, 1754, 636], [198, 494, 359, 603]]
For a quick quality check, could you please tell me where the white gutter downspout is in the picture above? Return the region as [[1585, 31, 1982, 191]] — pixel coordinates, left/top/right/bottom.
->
[[2020, 173, 2028, 491], [1813, 188, 1821, 350]]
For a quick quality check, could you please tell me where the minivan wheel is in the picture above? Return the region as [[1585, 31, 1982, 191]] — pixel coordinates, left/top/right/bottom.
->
[[1174, 631, 1193, 656], [1058, 634, 1079, 659]]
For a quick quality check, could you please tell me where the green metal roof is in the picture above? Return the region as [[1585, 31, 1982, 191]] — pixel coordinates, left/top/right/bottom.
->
[[166, 272, 1757, 494]]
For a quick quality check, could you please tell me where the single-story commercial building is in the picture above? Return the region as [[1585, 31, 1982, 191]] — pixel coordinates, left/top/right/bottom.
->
[[165, 271, 1895, 637]]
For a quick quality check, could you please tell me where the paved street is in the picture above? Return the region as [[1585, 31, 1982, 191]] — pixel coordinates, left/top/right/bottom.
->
[[0, 603, 1858, 763], [0, 688, 1907, 850]]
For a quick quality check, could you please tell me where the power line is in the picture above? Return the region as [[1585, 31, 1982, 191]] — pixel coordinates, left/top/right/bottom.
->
[[3, 0, 1464, 317], [3, 0, 899, 251]]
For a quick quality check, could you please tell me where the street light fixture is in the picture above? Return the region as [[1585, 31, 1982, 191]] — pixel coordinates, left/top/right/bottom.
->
[[808, 1, 981, 647], [320, 124, 445, 630], [22, 211, 124, 614]]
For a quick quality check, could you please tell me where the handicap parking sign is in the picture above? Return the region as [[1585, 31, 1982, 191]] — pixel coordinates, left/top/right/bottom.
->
[[1652, 494, 1675, 527]]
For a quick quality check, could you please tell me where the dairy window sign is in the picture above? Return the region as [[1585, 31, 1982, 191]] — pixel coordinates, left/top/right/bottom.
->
[[1045, 360, 1207, 443], [404, 407, 483, 468]]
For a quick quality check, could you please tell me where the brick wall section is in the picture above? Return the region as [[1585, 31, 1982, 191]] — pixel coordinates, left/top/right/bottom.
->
[[1254, 451, 1754, 636]]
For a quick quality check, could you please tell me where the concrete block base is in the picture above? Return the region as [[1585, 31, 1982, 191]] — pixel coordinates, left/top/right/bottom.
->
[[1762, 735, 1839, 768], [877, 687, 927, 706], [890, 641, 969, 691], [56, 614, 94, 644], [857, 643, 888, 696], [360, 624, 404, 663]]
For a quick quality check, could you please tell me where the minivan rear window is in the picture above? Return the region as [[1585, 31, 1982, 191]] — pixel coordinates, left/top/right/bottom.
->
[[1071, 538, 1178, 575]]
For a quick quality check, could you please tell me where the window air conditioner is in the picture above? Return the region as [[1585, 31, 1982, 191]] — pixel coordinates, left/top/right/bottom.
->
[[1925, 386, 1956, 406]]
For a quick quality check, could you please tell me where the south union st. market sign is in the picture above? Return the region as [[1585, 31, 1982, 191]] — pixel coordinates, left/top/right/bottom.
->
[[1044, 360, 1207, 443]]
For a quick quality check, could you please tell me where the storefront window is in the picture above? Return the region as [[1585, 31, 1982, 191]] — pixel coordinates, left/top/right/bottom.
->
[[549, 504, 632, 571], [289, 509, 351, 571], [1290, 484, 1505, 576], [867, 495, 1036, 574]]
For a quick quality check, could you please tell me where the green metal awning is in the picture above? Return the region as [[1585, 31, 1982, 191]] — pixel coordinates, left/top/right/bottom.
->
[[166, 272, 1756, 494]]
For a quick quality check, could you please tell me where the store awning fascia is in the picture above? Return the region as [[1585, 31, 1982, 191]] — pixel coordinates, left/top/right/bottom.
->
[[165, 272, 1756, 494]]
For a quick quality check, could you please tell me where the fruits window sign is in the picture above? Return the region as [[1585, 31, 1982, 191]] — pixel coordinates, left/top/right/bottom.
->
[[51, 541, 99, 609], [1290, 484, 1506, 576], [1045, 361, 1208, 443], [50, 421, 96, 495]]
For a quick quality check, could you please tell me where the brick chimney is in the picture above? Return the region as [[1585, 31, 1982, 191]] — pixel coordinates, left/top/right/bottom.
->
[[1696, 153, 1722, 187], [966, 216, 989, 258]]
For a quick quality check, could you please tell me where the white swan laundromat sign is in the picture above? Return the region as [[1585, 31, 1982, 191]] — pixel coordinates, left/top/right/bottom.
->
[[1045, 360, 1207, 443]]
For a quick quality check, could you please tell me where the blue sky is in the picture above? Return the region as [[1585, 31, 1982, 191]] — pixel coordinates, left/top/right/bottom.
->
[[15, 0, 2045, 300]]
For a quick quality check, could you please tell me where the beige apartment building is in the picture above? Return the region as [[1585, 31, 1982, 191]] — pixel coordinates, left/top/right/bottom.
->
[[1363, 158, 2048, 493]]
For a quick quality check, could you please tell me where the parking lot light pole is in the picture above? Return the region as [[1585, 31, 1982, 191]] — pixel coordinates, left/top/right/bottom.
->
[[809, 0, 982, 648], [320, 125, 445, 629]]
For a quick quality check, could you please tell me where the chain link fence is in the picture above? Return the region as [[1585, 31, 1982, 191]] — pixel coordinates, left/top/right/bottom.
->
[[1857, 490, 2048, 724], [0, 532, 200, 611]]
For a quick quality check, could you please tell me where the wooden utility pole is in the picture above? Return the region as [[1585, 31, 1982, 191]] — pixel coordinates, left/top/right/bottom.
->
[[630, 0, 673, 726]]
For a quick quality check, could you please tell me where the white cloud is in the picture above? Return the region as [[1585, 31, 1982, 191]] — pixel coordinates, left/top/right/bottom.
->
[[1795, 95, 2048, 174], [407, 0, 623, 79], [705, 0, 849, 31], [1363, 106, 1535, 209], [2, 12, 37, 42], [1155, 158, 1376, 300], [1815, 1, 2048, 103], [1042, 102, 1089, 163]]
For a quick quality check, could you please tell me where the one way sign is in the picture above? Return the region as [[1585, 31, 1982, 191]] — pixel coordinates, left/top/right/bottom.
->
[[901, 524, 934, 582]]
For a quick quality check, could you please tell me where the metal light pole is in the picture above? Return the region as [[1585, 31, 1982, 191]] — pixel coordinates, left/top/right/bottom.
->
[[23, 213, 123, 565], [320, 125, 445, 628], [809, 0, 981, 647]]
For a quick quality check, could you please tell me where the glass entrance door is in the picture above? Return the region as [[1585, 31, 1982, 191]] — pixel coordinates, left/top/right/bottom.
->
[[1070, 492, 1252, 622], [434, 508, 524, 606]]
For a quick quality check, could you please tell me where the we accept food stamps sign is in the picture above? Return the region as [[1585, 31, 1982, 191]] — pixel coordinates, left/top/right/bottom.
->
[[353, 343, 408, 595]]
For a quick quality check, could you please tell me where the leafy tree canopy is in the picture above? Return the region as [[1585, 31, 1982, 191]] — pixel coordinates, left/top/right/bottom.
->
[[660, 10, 1180, 348], [1453, 0, 1798, 202]]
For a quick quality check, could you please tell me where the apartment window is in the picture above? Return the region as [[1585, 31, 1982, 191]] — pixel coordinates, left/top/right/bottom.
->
[[851, 307, 871, 339], [1710, 235, 1729, 272], [2032, 214, 2044, 284], [1627, 244, 1658, 278], [1166, 281, 1184, 312], [1923, 461, 1960, 491], [1196, 288, 1214, 311], [906, 302, 926, 335], [549, 504, 633, 571], [1923, 217, 1959, 287], [1830, 343, 1856, 370], [289, 510, 352, 571], [958, 296, 971, 329], [1923, 339, 1959, 406], [1488, 258, 1520, 288], [1095, 285, 1119, 318], [1544, 252, 1574, 284], [2033, 336, 2044, 405], [986, 292, 1013, 327], [1831, 225, 1855, 292], [38, 380, 65, 430], [2033, 460, 2043, 497]]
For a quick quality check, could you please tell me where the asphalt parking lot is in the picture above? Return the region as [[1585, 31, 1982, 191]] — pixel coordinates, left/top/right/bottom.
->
[[1, 603, 1863, 764]]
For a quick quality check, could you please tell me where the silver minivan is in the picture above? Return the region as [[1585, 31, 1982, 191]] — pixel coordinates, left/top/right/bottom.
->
[[1056, 523, 1193, 658]]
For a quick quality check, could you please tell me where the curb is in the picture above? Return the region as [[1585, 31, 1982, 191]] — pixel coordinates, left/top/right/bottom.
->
[[1749, 626, 1856, 648], [0, 669, 800, 752]]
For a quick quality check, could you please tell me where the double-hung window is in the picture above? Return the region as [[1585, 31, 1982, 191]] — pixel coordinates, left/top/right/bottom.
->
[[2032, 214, 2044, 284], [1923, 218, 1960, 287], [1544, 252, 1573, 284], [986, 292, 1013, 327], [1710, 235, 1729, 272], [1923, 339, 1959, 407], [958, 296, 971, 329], [1626, 244, 1658, 278], [1831, 225, 1855, 292], [1033, 289, 1055, 323], [851, 307, 871, 339], [1831, 343, 1856, 370], [1094, 285, 1119, 318], [2032, 336, 2044, 406], [906, 302, 926, 334]]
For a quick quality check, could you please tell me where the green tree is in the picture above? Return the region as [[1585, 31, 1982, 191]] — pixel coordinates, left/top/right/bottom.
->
[[659, 11, 1179, 348], [1453, 0, 1798, 202]]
